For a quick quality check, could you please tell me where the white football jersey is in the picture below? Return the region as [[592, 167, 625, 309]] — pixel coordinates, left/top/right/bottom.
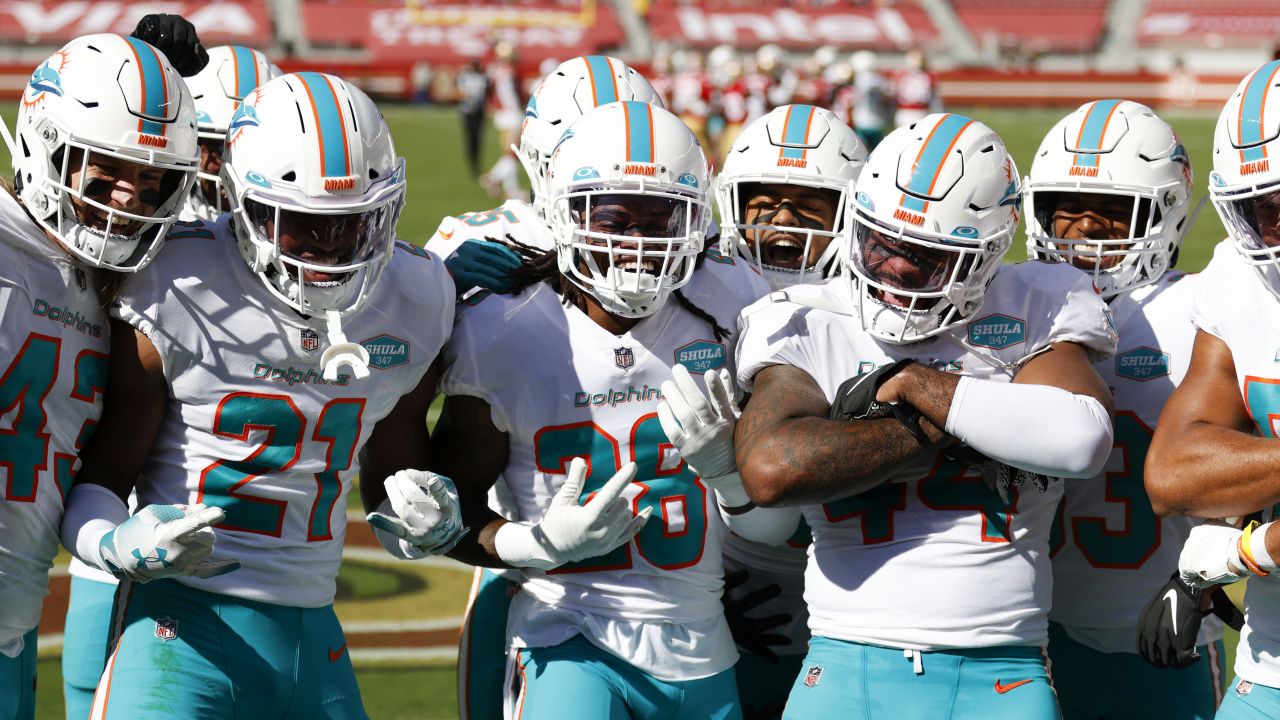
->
[[113, 217, 454, 608], [736, 261, 1117, 650], [1191, 239, 1280, 688], [0, 192, 109, 652], [427, 199, 553, 265], [441, 252, 769, 680], [1050, 270, 1223, 653]]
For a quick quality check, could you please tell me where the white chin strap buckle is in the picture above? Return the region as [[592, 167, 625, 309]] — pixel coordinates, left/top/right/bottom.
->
[[320, 310, 370, 380]]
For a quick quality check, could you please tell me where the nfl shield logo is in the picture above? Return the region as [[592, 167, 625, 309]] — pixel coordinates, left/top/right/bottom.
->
[[804, 665, 823, 688], [301, 328, 320, 352], [614, 347, 635, 369], [154, 617, 178, 642]]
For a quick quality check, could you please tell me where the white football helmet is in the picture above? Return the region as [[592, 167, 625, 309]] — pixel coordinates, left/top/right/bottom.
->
[[546, 101, 710, 319], [1209, 60, 1280, 299], [183, 45, 280, 220], [7, 34, 198, 271], [519, 56, 665, 218], [1025, 100, 1193, 300], [846, 113, 1021, 344], [221, 72, 406, 378], [716, 104, 867, 290]]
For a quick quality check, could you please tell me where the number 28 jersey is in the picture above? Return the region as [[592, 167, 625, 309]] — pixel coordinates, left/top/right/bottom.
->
[[736, 262, 1117, 650], [113, 218, 454, 608], [1192, 240, 1280, 689], [0, 192, 108, 651], [441, 253, 769, 680]]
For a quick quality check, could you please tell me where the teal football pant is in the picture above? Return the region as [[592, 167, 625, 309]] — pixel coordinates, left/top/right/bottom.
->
[[457, 567, 518, 720], [1048, 621, 1225, 719], [516, 634, 742, 720], [63, 576, 116, 720], [90, 579, 365, 719], [0, 627, 37, 720], [1216, 677, 1280, 719], [783, 636, 1060, 720]]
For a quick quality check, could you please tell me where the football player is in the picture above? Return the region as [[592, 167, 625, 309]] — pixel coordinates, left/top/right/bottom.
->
[[0, 29, 200, 720], [427, 55, 668, 720], [58, 72, 461, 718], [436, 101, 769, 719], [1024, 99, 1226, 719], [734, 113, 1118, 719], [58, 41, 280, 720], [698, 103, 867, 719], [1147, 59, 1280, 719]]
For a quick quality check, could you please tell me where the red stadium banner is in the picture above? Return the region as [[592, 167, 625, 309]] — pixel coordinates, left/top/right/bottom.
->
[[303, 2, 625, 65], [0, 1, 273, 45], [645, 5, 937, 50]]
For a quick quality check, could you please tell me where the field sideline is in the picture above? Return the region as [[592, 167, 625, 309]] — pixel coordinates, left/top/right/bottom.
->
[[0, 103, 1240, 719]]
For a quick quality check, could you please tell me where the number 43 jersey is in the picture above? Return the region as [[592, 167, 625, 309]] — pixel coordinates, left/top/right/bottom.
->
[[1192, 240, 1280, 689], [441, 252, 769, 681], [0, 192, 108, 652], [113, 218, 455, 608], [736, 261, 1117, 651]]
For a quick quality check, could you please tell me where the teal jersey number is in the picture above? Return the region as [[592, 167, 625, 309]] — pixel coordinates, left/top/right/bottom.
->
[[199, 393, 362, 539], [0, 335, 105, 502], [1067, 412, 1160, 568], [1245, 375, 1280, 439], [533, 413, 709, 573]]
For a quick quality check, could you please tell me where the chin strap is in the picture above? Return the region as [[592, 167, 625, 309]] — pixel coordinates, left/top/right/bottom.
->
[[320, 309, 370, 380]]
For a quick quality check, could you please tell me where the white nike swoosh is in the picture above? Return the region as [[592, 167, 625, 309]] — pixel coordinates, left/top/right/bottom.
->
[[1164, 588, 1179, 636]]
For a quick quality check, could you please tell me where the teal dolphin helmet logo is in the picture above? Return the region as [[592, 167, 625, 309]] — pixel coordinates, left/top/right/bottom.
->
[[229, 103, 261, 133], [27, 61, 64, 99]]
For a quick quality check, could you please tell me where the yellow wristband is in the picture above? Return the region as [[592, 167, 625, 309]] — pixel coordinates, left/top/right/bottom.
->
[[1239, 521, 1271, 577]]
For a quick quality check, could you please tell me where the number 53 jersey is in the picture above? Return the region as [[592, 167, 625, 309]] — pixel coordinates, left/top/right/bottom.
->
[[112, 218, 455, 608], [441, 254, 769, 681], [0, 192, 108, 652], [736, 261, 1117, 651]]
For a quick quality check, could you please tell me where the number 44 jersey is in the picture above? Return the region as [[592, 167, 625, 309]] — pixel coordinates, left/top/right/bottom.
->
[[736, 261, 1117, 651], [441, 251, 769, 681], [112, 218, 455, 608]]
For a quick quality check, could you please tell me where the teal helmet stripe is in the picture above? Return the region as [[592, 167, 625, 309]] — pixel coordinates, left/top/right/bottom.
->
[[623, 101, 653, 163], [123, 35, 167, 136], [1072, 99, 1122, 168], [231, 46, 260, 100], [1239, 60, 1280, 162], [780, 104, 816, 160], [585, 56, 618, 107], [904, 114, 975, 201], [295, 72, 351, 178]]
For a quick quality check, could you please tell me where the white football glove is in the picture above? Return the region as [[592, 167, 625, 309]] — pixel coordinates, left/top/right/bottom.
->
[[494, 457, 651, 570], [99, 504, 239, 583], [1179, 522, 1249, 590], [367, 469, 469, 556], [658, 365, 750, 507]]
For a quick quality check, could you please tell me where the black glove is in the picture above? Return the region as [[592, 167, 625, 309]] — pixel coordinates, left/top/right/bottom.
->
[[945, 444, 1050, 506], [829, 359, 929, 445], [131, 14, 208, 77], [1138, 571, 1213, 669], [722, 569, 792, 663]]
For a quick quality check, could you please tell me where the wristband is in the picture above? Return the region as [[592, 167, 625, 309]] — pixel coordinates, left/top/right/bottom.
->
[[494, 521, 560, 571], [1241, 521, 1275, 576]]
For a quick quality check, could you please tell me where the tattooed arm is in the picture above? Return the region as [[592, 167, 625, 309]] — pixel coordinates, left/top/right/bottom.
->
[[735, 364, 951, 507]]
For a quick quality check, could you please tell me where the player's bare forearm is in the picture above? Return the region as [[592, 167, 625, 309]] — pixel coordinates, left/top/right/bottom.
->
[[447, 513, 511, 568], [359, 360, 441, 514], [1148, 331, 1280, 517], [74, 319, 168, 503], [429, 393, 513, 567], [736, 364, 946, 507]]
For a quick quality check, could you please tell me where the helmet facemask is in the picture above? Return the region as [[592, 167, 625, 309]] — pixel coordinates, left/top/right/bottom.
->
[[42, 140, 195, 271], [1027, 186, 1179, 300], [847, 205, 1010, 344], [1212, 180, 1280, 297], [552, 188, 707, 318], [185, 134, 231, 220], [718, 177, 847, 289]]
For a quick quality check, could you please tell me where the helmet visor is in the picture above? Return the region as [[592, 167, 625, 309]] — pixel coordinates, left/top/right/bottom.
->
[[245, 197, 394, 281], [851, 215, 974, 297], [1029, 190, 1150, 269], [1219, 187, 1280, 253]]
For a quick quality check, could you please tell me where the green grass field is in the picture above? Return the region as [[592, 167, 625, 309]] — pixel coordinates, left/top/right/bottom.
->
[[0, 103, 1240, 719]]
